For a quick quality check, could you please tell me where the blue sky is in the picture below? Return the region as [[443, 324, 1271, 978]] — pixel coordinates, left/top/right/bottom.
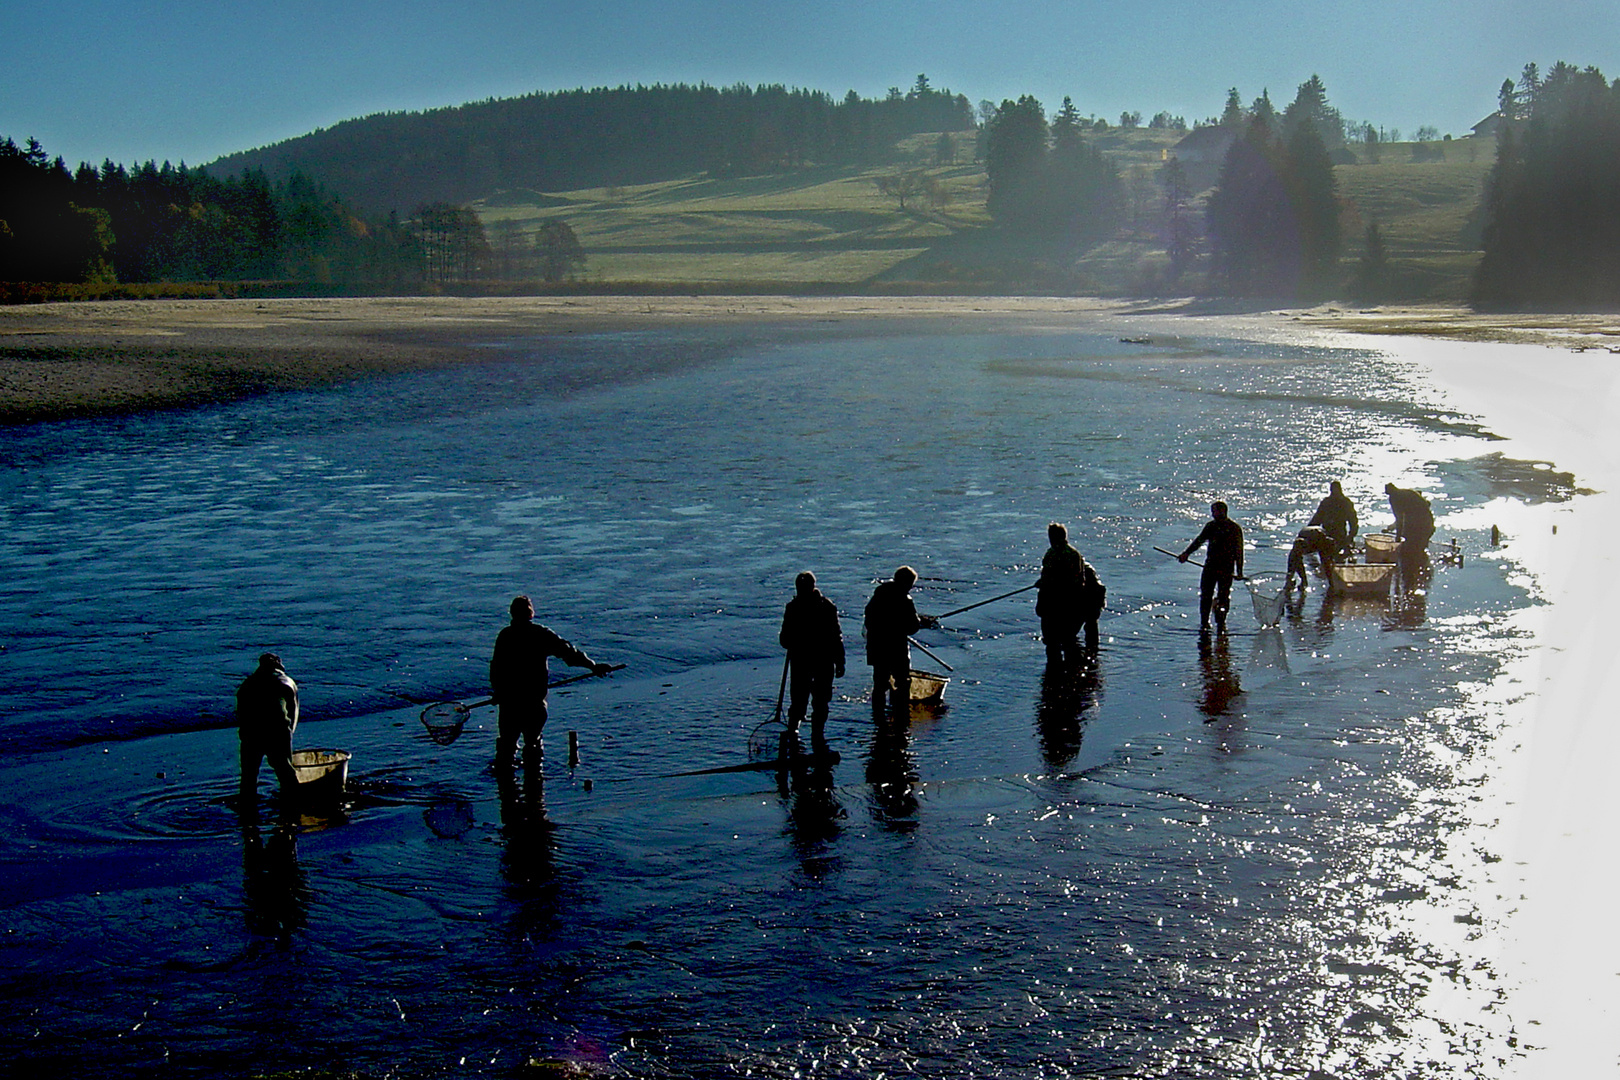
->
[[3, 0, 1615, 168]]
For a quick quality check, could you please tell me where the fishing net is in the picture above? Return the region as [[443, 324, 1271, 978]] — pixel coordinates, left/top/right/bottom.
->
[[1246, 580, 1286, 628], [420, 701, 471, 746]]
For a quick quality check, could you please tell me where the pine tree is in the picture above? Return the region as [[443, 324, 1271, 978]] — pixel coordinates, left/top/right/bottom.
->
[[983, 96, 1049, 228], [1350, 220, 1391, 301]]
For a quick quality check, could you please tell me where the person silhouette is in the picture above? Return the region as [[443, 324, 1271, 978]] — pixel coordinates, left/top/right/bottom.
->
[[1179, 501, 1245, 632], [489, 595, 612, 775]]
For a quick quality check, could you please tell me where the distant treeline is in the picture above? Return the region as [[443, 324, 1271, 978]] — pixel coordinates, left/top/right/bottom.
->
[[971, 77, 1347, 298], [0, 137, 420, 286], [212, 77, 975, 216], [1472, 62, 1620, 308]]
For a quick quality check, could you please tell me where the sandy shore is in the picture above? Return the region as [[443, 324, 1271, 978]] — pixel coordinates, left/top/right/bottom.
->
[[5, 295, 1618, 424], [4, 294, 1616, 1071], [1386, 336, 1620, 1077]]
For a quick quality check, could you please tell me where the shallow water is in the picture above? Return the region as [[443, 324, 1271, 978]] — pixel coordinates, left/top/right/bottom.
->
[[0, 318, 1578, 1077]]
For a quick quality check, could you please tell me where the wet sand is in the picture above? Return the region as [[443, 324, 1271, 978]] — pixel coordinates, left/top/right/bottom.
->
[[0, 295, 1129, 423], [4, 294, 1616, 1072], [6, 295, 1617, 425]]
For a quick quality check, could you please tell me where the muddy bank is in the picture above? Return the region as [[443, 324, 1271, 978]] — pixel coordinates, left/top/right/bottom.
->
[[5, 296, 1617, 424]]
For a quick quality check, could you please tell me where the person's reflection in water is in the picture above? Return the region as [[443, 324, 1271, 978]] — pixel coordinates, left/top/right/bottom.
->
[[1036, 657, 1102, 774], [241, 822, 309, 946], [498, 767, 560, 942], [1398, 547, 1433, 590], [864, 712, 920, 832], [1197, 631, 1245, 726], [1386, 554, 1431, 630], [776, 731, 845, 880]]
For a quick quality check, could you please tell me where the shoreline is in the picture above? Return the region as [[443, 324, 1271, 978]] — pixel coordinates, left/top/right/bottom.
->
[[1381, 336, 1620, 1076], [4, 295, 1618, 424], [3, 295, 1616, 1072]]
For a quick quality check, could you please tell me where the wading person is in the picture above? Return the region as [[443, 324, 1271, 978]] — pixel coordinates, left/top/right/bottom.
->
[[1179, 501, 1245, 633], [863, 566, 937, 713], [237, 652, 300, 808], [1037, 523, 1106, 661], [1385, 483, 1435, 550], [1309, 480, 1359, 556], [1285, 524, 1338, 592], [490, 595, 612, 774], [778, 571, 846, 746]]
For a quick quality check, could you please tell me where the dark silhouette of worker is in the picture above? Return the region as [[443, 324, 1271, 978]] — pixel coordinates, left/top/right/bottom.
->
[[1285, 525, 1339, 593], [1385, 483, 1436, 549], [237, 652, 300, 810], [1179, 501, 1245, 633], [863, 566, 937, 713], [1036, 522, 1106, 661], [779, 571, 846, 747], [489, 595, 613, 775], [1309, 480, 1359, 555]]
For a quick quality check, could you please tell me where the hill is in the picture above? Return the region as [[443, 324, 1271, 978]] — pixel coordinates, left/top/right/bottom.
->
[[209, 80, 975, 217], [465, 128, 1493, 299]]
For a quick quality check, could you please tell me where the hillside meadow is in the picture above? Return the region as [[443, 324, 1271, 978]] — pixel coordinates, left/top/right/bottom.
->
[[474, 129, 1494, 298]]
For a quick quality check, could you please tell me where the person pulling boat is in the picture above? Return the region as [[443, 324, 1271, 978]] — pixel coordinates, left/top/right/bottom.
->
[[1308, 480, 1359, 557]]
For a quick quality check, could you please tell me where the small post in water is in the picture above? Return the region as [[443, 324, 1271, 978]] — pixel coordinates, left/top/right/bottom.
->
[[568, 730, 580, 769]]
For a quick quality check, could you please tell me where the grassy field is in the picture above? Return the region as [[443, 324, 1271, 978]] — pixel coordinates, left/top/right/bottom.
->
[[1333, 142, 1493, 300], [472, 129, 1496, 299]]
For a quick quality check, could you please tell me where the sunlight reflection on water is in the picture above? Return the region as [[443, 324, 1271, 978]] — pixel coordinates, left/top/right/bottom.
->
[[0, 321, 1554, 1076]]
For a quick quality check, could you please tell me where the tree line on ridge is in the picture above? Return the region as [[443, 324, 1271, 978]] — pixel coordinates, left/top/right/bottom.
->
[[1, 66, 1616, 309]]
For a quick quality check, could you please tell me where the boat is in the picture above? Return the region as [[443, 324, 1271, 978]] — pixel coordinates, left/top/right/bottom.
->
[[1363, 533, 1402, 563], [908, 669, 949, 703], [1327, 562, 1395, 597], [290, 748, 350, 802]]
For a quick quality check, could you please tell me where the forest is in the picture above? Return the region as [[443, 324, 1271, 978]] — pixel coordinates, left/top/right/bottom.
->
[[1471, 62, 1620, 309], [212, 78, 977, 216], [1, 65, 1615, 308]]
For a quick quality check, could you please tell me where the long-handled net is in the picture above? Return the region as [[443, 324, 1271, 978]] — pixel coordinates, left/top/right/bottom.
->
[[420, 698, 492, 745], [419, 664, 624, 745], [1246, 579, 1286, 628]]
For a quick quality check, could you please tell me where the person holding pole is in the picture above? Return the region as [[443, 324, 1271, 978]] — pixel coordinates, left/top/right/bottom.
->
[[1036, 523, 1106, 662], [778, 571, 845, 746], [864, 566, 937, 713], [490, 595, 613, 775], [1179, 501, 1245, 633]]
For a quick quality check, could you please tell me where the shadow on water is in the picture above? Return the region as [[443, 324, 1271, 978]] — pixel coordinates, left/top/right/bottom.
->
[[240, 822, 310, 945], [1198, 628, 1244, 731], [865, 711, 922, 832], [776, 731, 847, 881], [1249, 626, 1290, 676], [498, 768, 561, 943], [1035, 654, 1103, 773]]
